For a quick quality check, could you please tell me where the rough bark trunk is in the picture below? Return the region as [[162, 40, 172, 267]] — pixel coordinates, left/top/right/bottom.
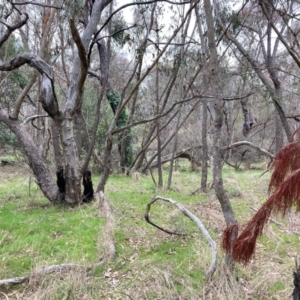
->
[[240, 98, 257, 137], [59, 0, 112, 203], [60, 116, 81, 204], [51, 120, 63, 168]]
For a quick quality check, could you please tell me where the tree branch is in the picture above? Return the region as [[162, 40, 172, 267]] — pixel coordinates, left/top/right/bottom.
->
[[11, 1, 62, 9], [22, 114, 49, 124], [259, 0, 300, 68], [69, 19, 88, 109], [0, 13, 28, 48], [0, 53, 60, 120]]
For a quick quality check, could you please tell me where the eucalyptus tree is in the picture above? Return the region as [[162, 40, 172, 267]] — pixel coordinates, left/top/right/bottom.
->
[[0, 0, 113, 204], [215, 0, 295, 152], [0, 0, 203, 203], [203, 0, 237, 268]]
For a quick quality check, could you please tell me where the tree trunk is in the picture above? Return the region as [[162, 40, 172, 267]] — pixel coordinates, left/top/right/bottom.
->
[[195, 3, 209, 192], [239, 99, 258, 141], [97, 133, 113, 192], [216, 6, 292, 143], [204, 0, 237, 269], [51, 120, 63, 168], [0, 109, 58, 202], [60, 115, 81, 204]]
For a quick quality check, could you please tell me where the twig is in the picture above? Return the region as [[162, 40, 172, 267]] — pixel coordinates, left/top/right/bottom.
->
[[190, 187, 201, 196], [145, 196, 217, 278], [11, 1, 62, 9]]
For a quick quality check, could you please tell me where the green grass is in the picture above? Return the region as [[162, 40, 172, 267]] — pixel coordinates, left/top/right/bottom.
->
[[0, 164, 297, 299]]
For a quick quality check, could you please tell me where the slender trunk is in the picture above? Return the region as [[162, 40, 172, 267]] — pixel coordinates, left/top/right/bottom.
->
[[274, 88, 284, 151], [196, 4, 208, 191], [204, 0, 237, 269], [155, 16, 163, 188], [97, 133, 113, 192], [215, 6, 291, 142], [167, 110, 181, 189], [201, 98, 208, 192]]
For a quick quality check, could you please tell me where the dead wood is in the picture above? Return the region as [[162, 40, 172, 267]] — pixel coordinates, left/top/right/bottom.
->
[[145, 195, 217, 278], [221, 141, 274, 160], [149, 144, 202, 169], [0, 263, 83, 287]]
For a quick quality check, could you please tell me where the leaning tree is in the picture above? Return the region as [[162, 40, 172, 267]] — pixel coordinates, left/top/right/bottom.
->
[[0, 0, 113, 204]]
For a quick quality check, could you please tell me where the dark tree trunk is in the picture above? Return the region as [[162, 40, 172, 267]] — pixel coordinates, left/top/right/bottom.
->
[[241, 98, 257, 137]]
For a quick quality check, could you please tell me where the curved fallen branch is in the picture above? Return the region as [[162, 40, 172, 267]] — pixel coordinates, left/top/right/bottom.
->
[[145, 196, 217, 278], [221, 141, 274, 159], [0, 192, 116, 287]]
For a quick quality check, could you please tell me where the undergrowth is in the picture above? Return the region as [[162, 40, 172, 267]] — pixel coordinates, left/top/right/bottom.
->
[[0, 163, 298, 299]]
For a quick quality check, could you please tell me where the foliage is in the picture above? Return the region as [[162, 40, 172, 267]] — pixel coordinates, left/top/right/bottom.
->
[[107, 91, 133, 167], [0, 36, 28, 110], [0, 123, 20, 150]]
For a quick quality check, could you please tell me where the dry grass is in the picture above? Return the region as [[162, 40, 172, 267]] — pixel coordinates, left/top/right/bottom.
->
[[0, 165, 298, 299]]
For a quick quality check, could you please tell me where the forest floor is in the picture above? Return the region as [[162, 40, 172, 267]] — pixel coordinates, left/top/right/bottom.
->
[[0, 162, 299, 299]]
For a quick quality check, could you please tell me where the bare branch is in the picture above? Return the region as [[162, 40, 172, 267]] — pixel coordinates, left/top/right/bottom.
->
[[0, 263, 84, 287], [259, 0, 300, 68], [22, 114, 49, 124], [69, 19, 88, 109], [0, 53, 60, 119], [95, 0, 191, 35], [111, 90, 253, 135], [12, 73, 37, 119], [221, 141, 275, 159], [145, 196, 217, 278], [11, 1, 62, 9], [69, 19, 88, 72], [0, 13, 28, 48]]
